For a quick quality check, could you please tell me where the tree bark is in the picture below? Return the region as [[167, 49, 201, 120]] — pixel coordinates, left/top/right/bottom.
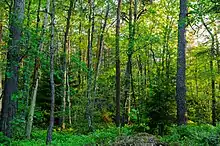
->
[[61, 0, 74, 130], [0, 22, 2, 112], [26, 0, 50, 139], [93, 1, 109, 99], [176, 0, 187, 125], [202, 18, 216, 126], [46, 0, 55, 143], [215, 29, 220, 103], [23, 0, 31, 120], [67, 40, 71, 125], [0, 0, 25, 137], [124, 0, 133, 125], [86, 0, 94, 131], [115, 0, 122, 127]]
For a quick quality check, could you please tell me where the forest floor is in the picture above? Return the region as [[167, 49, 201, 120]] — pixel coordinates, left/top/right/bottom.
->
[[3, 124, 220, 146]]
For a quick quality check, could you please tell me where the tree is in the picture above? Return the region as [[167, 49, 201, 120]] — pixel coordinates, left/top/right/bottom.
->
[[26, 0, 50, 138], [176, 0, 187, 125], [201, 18, 216, 126], [61, 0, 74, 130], [93, 0, 110, 101], [86, 0, 95, 131], [46, 0, 56, 143], [0, 0, 25, 137], [115, 0, 122, 127]]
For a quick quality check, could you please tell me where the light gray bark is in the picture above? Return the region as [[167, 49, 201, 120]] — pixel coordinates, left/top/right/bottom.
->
[[26, 0, 50, 139], [61, 0, 74, 130]]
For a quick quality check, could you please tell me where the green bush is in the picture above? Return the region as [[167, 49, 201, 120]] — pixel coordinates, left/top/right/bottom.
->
[[0, 132, 11, 146], [10, 126, 132, 146], [161, 124, 220, 146]]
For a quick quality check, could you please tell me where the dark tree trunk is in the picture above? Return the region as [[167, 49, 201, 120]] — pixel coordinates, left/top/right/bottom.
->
[[0, 0, 25, 137], [124, 0, 133, 124], [0, 21, 2, 110], [46, 0, 55, 143], [86, 0, 94, 131], [176, 0, 187, 125], [115, 0, 122, 127]]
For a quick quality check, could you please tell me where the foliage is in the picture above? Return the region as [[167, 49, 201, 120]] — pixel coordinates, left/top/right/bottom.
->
[[161, 124, 220, 146], [0, 0, 219, 144], [0, 132, 11, 146], [11, 127, 132, 146]]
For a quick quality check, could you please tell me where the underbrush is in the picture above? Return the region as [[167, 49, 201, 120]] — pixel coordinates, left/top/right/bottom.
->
[[2, 124, 220, 145], [161, 124, 220, 146], [6, 126, 132, 146]]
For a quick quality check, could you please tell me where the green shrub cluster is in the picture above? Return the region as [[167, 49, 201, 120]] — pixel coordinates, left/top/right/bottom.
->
[[161, 124, 220, 146], [10, 127, 132, 146]]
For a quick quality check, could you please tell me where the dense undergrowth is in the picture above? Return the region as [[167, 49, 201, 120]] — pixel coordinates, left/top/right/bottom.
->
[[1, 124, 220, 145], [161, 124, 220, 146], [1, 126, 132, 146]]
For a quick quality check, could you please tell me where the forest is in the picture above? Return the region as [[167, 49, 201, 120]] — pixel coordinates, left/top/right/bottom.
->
[[0, 0, 219, 145]]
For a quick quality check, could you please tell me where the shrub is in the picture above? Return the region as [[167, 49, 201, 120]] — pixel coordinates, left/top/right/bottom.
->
[[161, 124, 220, 146], [0, 132, 10, 146], [10, 126, 132, 146]]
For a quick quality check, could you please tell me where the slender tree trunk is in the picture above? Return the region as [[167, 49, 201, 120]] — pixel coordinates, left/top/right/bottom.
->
[[202, 18, 216, 126], [115, 0, 122, 127], [216, 30, 220, 102], [0, 0, 25, 137], [124, 0, 137, 124], [67, 40, 71, 125], [46, 0, 55, 143], [78, 0, 83, 90], [176, 0, 187, 125], [93, 1, 109, 98], [0, 22, 2, 112], [26, 0, 50, 138], [61, 0, 74, 130], [131, 0, 137, 108], [23, 0, 32, 120], [123, 0, 133, 125], [86, 0, 94, 131]]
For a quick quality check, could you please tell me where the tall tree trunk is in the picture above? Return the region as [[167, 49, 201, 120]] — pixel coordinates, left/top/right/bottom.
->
[[46, 0, 55, 143], [78, 18, 82, 89], [123, 0, 133, 125], [176, 0, 187, 125], [115, 0, 122, 127], [67, 40, 71, 125], [61, 0, 74, 130], [131, 0, 137, 108], [26, 0, 50, 139], [93, 1, 109, 99], [0, 0, 25, 137], [0, 22, 2, 112], [86, 0, 94, 131], [124, 0, 137, 125], [216, 29, 220, 102], [23, 0, 31, 120], [202, 18, 216, 126]]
